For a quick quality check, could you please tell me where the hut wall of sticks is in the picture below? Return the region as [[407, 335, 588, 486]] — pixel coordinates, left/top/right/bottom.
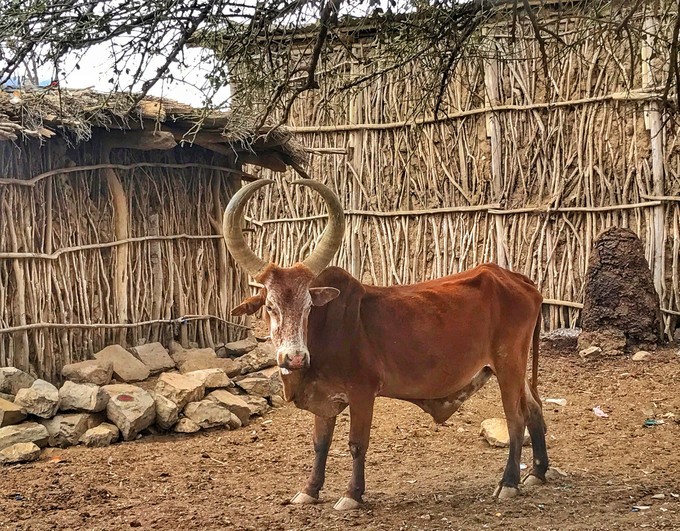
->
[[0, 90, 306, 381], [229, 1, 680, 337]]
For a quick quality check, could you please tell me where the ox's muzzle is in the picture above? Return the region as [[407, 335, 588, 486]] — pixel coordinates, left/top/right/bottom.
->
[[277, 346, 310, 372]]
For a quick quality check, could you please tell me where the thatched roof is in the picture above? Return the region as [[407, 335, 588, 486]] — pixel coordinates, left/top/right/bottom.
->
[[0, 88, 307, 171]]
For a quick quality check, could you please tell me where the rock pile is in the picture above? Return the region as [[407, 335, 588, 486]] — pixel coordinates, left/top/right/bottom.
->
[[0, 339, 282, 464]]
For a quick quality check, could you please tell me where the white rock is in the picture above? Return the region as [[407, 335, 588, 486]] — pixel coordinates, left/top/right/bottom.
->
[[102, 384, 155, 441], [61, 359, 113, 385], [237, 343, 276, 374], [59, 381, 108, 412], [154, 394, 179, 430], [544, 398, 568, 407], [174, 348, 241, 377], [133, 342, 175, 374], [270, 395, 286, 408], [480, 418, 530, 448], [183, 400, 238, 429], [236, 377, 274, 398], [94, 345, 150, 383], [185, 368, 231, 390], [173, 418, 201, 433], [0, 422, 49, 450], [222, 337, 258, 357], [579, 346, 602, 359], [241, 395, 269, 417], [0, 367, 35, 395], [40, 413, 98, 447], [79, 423, 120, 447], [14, 379, 60, 419], [0, 442, 41, 464], [0, 397, 26, 427], [206, 390, 250, 426], [632, 351, 652, 361], [154, 373, 205, 410]]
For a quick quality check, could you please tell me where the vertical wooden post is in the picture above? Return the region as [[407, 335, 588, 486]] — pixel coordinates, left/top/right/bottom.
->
[[642, 15, 666, 315], [102, 144, 130, 346], [5, 193, 30, 372], [149, 212, 163, 343], [483, 33, 509, 269], [348, 45, 364, 278]]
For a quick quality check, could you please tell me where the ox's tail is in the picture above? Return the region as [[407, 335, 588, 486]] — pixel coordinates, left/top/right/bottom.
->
[[530, 311, 541, 403]]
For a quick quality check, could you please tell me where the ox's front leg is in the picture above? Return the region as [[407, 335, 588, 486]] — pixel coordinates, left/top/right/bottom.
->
[[291, 415, 336, 504], [334, 396, 375, 511]]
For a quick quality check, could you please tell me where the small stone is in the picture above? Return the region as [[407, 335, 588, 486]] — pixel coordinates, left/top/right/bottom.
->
[[237, 343, 276, 374], [0, 397, 26, 427], [236, 377, 274, 398], [174, 418, 201, 433], [40, 413, 99, 447], [222, 337, 258, 357], [154, 394, 179, 430], [14, 380, 60, 419], [176, 348, 241, 377], [154, 373, 205, 410], [183, 400, 236, 429], [80, 423, 119, 447], [0, 392, 15, 402], [206, 390, 251, 426], [185, 369, 231, 390], [544, 398, 568, 407], [0, 442, 41, 464], [241, 395, 269, 416], [480, 418, 530, 448], [94, 345, 150, 383], [133, 343, 175, 374], [651, 493, 665, 500], [0, 367, 35, 395], [61, 359, 113, 386], [102, 384, 155, 441], [579, 346, 602, 359], [632, 351, 652, 361], [59, 381, 108, 412], [0, 422, 49, 450]]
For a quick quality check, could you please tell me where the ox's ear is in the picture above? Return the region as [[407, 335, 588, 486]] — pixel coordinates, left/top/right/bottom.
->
[[309, 287, 340, 307], [231, 292, 266, 316]]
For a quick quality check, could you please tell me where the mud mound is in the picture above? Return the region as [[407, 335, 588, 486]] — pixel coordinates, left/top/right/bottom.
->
[[579, 228, 662, 353]]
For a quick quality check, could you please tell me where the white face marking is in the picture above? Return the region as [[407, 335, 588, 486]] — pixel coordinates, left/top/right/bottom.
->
[[265, 280, 313, 368]]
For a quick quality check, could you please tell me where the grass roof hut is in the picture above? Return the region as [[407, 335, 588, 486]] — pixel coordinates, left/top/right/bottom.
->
[[0, 88, 305, 381]]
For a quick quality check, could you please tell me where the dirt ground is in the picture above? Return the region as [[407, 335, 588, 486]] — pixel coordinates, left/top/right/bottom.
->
[[1, 346, 679, 531]]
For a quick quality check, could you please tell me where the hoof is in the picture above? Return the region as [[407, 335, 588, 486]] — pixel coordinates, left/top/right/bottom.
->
[[333, 496, 362, 511], [493, 485, 519, 500], [290, 492, 318, 505], [522, 474, 545, 487]]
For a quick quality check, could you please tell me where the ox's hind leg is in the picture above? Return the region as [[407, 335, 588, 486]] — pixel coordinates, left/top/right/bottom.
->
[[492, 358, 529, 500], [522, 381, 549, 486], [291, 415, 336, 504], [334, 395, 375, 511]]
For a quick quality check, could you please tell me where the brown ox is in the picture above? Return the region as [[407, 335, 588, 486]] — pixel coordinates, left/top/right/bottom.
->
[[223, 179, 549, 510]]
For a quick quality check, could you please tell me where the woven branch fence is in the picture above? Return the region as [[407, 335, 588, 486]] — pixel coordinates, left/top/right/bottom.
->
[[240, 5, 680, 337], [0, 138, 250, 381]]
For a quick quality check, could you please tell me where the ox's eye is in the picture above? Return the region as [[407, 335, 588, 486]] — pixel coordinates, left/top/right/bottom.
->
[[266, 304, 277, 315]]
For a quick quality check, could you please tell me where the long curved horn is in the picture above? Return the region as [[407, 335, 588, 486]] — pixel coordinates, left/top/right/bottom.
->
[[223, 179, 273, 278], [291, 179, 345, 274]]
